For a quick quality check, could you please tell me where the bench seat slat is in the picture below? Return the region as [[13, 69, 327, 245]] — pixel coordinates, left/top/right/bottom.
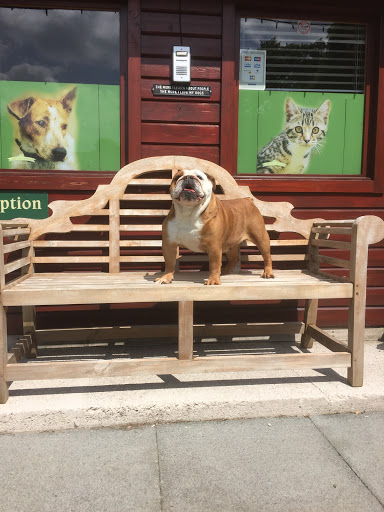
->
[[2, 271, 353, 306]]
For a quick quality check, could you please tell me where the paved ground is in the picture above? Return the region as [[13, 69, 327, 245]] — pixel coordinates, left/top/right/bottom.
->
[[1, 329, 383, 433], [1, 412, 383, 512]]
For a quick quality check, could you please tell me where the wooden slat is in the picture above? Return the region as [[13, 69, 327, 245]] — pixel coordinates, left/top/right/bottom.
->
[[3, 240, 31, 254], [128, 179, 171, 185], [180, 254, 308, 262], [141, 36, 221, 59], [4, 257, 30, 274], [307, 325, 350, 353], [33, 240, 110, 248], [141, 12, 222, 37], [178, 301, 193, 360], [313, 221, 355, 226], [109, 198, 120, 273], [2, 271, 354, 306], [32, 257, 110, 264], [122, 194, 171, 200], [141, 145, 220, 163], [35, 322, 305, 343], [313, 270, 351, 284], [269, 240, 308, 246], [142, 101, 220, 124], [120, 209, 168, 216], [312, 227, 353, 235], [71, 225, 110, 232], [311, 239, 351, 250], [0, 222, 29, 228], [120, 256, 163, 262], [2, 228, 30, 237], [33, 240, 162, 248], [142, 123, 220, 145], [120, 225, 162, 232], [120, 240, 161, 247], [315, 254, 351, 269], [5, 352, 352, 381]]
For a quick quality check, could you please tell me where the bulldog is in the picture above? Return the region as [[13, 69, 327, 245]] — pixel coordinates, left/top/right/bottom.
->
[[155, 169, 274, 285]]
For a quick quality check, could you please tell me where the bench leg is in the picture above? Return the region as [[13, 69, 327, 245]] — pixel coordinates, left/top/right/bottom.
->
[[0, 305, 9, 404], [178, 301, 194, 360], [301, 299, 318, 349], [347, 296, 364, 387], [22, 306, 37, 358]]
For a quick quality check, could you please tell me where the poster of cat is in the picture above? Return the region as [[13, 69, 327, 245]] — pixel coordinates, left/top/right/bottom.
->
[[257, 97, 331, 174]]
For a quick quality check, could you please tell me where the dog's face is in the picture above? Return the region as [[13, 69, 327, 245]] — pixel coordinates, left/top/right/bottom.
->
[[8, 88, 77, 162], [170, 169, 216, 207]]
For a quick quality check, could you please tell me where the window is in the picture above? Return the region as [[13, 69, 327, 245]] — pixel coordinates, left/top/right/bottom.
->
[[0, 7, 120, 172], [237, 17, 367, 175]]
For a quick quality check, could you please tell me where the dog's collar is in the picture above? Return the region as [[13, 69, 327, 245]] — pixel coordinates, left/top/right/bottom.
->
[[15, 139, 45, 162]]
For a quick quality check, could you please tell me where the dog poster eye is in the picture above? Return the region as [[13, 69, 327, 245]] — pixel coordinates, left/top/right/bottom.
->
[[61, 124, 68, 130], [36, 120, 46, 128], [295, 126, 303, 133]]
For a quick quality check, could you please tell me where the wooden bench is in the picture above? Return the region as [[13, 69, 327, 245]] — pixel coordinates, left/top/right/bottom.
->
[[1, 156, 384, 403]]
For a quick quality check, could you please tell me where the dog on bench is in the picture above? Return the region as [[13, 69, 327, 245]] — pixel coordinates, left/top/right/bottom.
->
[[7, 87, 77, 170], [155, 169, 274, 285]]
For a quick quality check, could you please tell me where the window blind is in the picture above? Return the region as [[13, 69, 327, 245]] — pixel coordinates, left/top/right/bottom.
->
[[240, 18, 366, 93]]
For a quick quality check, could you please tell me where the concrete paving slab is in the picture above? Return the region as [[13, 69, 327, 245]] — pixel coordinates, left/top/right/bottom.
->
[[0, 428, 161, 512], [156, 417, 384, 512], [312, 412, 384, 505], [0, 331, 383, 433]]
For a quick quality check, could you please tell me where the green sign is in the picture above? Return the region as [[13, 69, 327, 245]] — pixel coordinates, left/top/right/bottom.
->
[[0, 192, 48, 220]]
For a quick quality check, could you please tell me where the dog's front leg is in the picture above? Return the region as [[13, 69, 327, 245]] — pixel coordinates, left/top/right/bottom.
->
[[155, 240, 178, 284], [205, 245, 223, 285]]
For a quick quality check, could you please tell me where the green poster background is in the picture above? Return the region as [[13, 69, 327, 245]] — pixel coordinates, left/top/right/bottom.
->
[[237, 90, 365, 175], [0, 81, 120, 171]]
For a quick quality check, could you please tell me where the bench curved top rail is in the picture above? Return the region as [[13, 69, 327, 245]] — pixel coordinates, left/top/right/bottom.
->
[[14, 156, 323, 239]]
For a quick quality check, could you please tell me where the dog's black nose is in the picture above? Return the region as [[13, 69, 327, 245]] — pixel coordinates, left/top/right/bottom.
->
[[51, 147, 67, 162]]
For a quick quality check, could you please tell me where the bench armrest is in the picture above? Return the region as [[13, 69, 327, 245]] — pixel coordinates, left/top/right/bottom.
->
[[0, 223, 32, 291], [308, 215, 384, 285]]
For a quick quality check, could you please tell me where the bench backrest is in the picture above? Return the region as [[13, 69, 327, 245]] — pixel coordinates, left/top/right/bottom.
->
[[10, 156, 327, 274]]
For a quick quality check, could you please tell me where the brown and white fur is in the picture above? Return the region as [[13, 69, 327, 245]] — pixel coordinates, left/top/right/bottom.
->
[[7, 88, 77, 170], [155, 169, 274, 285]]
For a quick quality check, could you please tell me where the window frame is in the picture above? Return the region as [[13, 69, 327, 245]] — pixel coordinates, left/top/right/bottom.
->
[[0, 0, 128, 192], [220, 3, 384, 194]]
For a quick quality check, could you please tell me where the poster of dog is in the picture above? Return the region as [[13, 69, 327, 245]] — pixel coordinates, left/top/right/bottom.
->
[[1, 81, 120, 172], [7, 87, 78, 170]]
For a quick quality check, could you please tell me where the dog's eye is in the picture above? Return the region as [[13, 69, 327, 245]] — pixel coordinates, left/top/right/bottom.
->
[[36, 120, 46, 128], [61, 124, 68, 131], [197, 174, 203, 180]]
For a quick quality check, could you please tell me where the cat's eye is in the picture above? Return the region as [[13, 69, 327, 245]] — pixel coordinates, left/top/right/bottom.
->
[[295, 126, 303, 133], [312, 127, 319, 134]]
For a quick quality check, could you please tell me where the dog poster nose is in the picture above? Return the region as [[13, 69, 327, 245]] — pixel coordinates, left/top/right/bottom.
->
[[51, 147, 67, 162]]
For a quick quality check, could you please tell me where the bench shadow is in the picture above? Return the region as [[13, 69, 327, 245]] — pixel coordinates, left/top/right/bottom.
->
[[8, 336, 348, 397]]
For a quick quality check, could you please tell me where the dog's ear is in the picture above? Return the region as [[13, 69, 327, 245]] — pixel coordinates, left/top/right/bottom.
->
[[170, 170, 184, 191], [7, 97, 35, 120], [61, 87, 77, 113], [206, 173, 216, 193]]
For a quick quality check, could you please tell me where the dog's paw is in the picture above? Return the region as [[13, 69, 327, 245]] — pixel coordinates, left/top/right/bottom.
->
[[154, 275, 173, 284], [261, 271, 275, 279], [204, 277, 221, 285]]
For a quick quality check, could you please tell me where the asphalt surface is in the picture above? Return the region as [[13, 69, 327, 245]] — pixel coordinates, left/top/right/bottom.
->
[[1, 412, 383, 512]]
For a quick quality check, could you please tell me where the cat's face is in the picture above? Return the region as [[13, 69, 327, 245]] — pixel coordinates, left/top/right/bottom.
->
[[285, 98, 331, 148]]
